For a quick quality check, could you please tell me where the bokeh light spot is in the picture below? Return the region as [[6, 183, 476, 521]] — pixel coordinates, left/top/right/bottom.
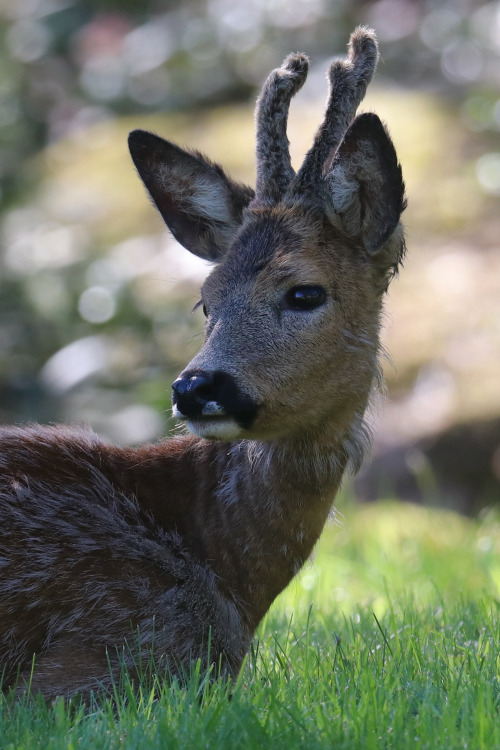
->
[[78, 286, 116, 323], [476, 152, 500, 195]]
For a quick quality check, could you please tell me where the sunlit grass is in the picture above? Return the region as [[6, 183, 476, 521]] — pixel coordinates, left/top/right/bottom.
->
[[1, 500, 499, 749], [281, 499, 500, 619]]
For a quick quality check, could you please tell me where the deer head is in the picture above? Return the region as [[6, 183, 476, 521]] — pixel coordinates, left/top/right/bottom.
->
[[128, 27, 406, 453]]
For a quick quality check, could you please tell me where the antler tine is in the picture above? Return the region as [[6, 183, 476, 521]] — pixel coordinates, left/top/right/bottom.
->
[[290, 27, 379, 198], [254, 52, 309, 203]]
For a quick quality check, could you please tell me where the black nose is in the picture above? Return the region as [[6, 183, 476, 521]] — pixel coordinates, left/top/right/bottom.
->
[[172, 372, 216, 418], [172, 370, 258, 428], [172, 373, 213, 401]]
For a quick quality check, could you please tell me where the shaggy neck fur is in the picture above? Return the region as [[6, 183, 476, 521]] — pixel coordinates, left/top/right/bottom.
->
[[121, 401, 372, 633]]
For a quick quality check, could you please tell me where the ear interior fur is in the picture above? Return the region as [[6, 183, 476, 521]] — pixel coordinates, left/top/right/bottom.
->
[[128, 130, 254, 261], [325, 113, 406, 274]]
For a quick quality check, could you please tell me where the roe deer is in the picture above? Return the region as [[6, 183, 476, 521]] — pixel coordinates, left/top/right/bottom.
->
[[0, 27, 405, 700]]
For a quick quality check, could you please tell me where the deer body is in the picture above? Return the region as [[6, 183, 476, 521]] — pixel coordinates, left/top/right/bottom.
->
[[0, 28, 405, 699]]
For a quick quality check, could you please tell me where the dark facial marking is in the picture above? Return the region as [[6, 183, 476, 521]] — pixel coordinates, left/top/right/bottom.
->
[[172, 370, 258, 429]]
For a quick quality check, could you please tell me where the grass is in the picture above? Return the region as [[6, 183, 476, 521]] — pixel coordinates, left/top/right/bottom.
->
[[1, 499, 500, 749]]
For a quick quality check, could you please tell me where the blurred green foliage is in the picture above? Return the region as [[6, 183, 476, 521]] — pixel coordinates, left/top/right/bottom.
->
[[0, 0, 499, 445], [2, 0, 500, 202]]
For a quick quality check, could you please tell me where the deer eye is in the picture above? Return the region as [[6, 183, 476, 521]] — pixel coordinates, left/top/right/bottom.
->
[[283, 285, 327, 311], [193, 299, 209, 317]]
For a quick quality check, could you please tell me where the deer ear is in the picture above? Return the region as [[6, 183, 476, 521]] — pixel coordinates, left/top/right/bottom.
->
[[325, 113, 406, 271], [128, 130, 255, 261]]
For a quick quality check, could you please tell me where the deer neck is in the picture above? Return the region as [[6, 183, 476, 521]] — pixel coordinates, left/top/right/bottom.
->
[[197, 411, 368, 630], [120, 410, 369, 633]]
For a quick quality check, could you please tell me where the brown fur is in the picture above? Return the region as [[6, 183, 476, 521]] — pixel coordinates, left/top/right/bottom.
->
[[0, 27, 405, 700]]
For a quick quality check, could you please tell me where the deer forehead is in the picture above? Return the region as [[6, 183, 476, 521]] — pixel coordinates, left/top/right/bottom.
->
[[201, 207, 358, 301]]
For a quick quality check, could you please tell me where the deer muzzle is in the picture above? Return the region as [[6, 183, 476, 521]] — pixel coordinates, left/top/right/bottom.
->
[[172, 370, 258, 440]]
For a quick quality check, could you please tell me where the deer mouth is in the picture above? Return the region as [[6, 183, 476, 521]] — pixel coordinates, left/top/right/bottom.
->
[[172, 370, 259, 436], [187, 416, 244, 441], [172, 401, 245, 440], [172, 400, 228, 421]]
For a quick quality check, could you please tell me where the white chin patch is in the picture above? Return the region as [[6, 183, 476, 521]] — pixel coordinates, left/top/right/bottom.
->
[[186, 418, 243, 441]]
